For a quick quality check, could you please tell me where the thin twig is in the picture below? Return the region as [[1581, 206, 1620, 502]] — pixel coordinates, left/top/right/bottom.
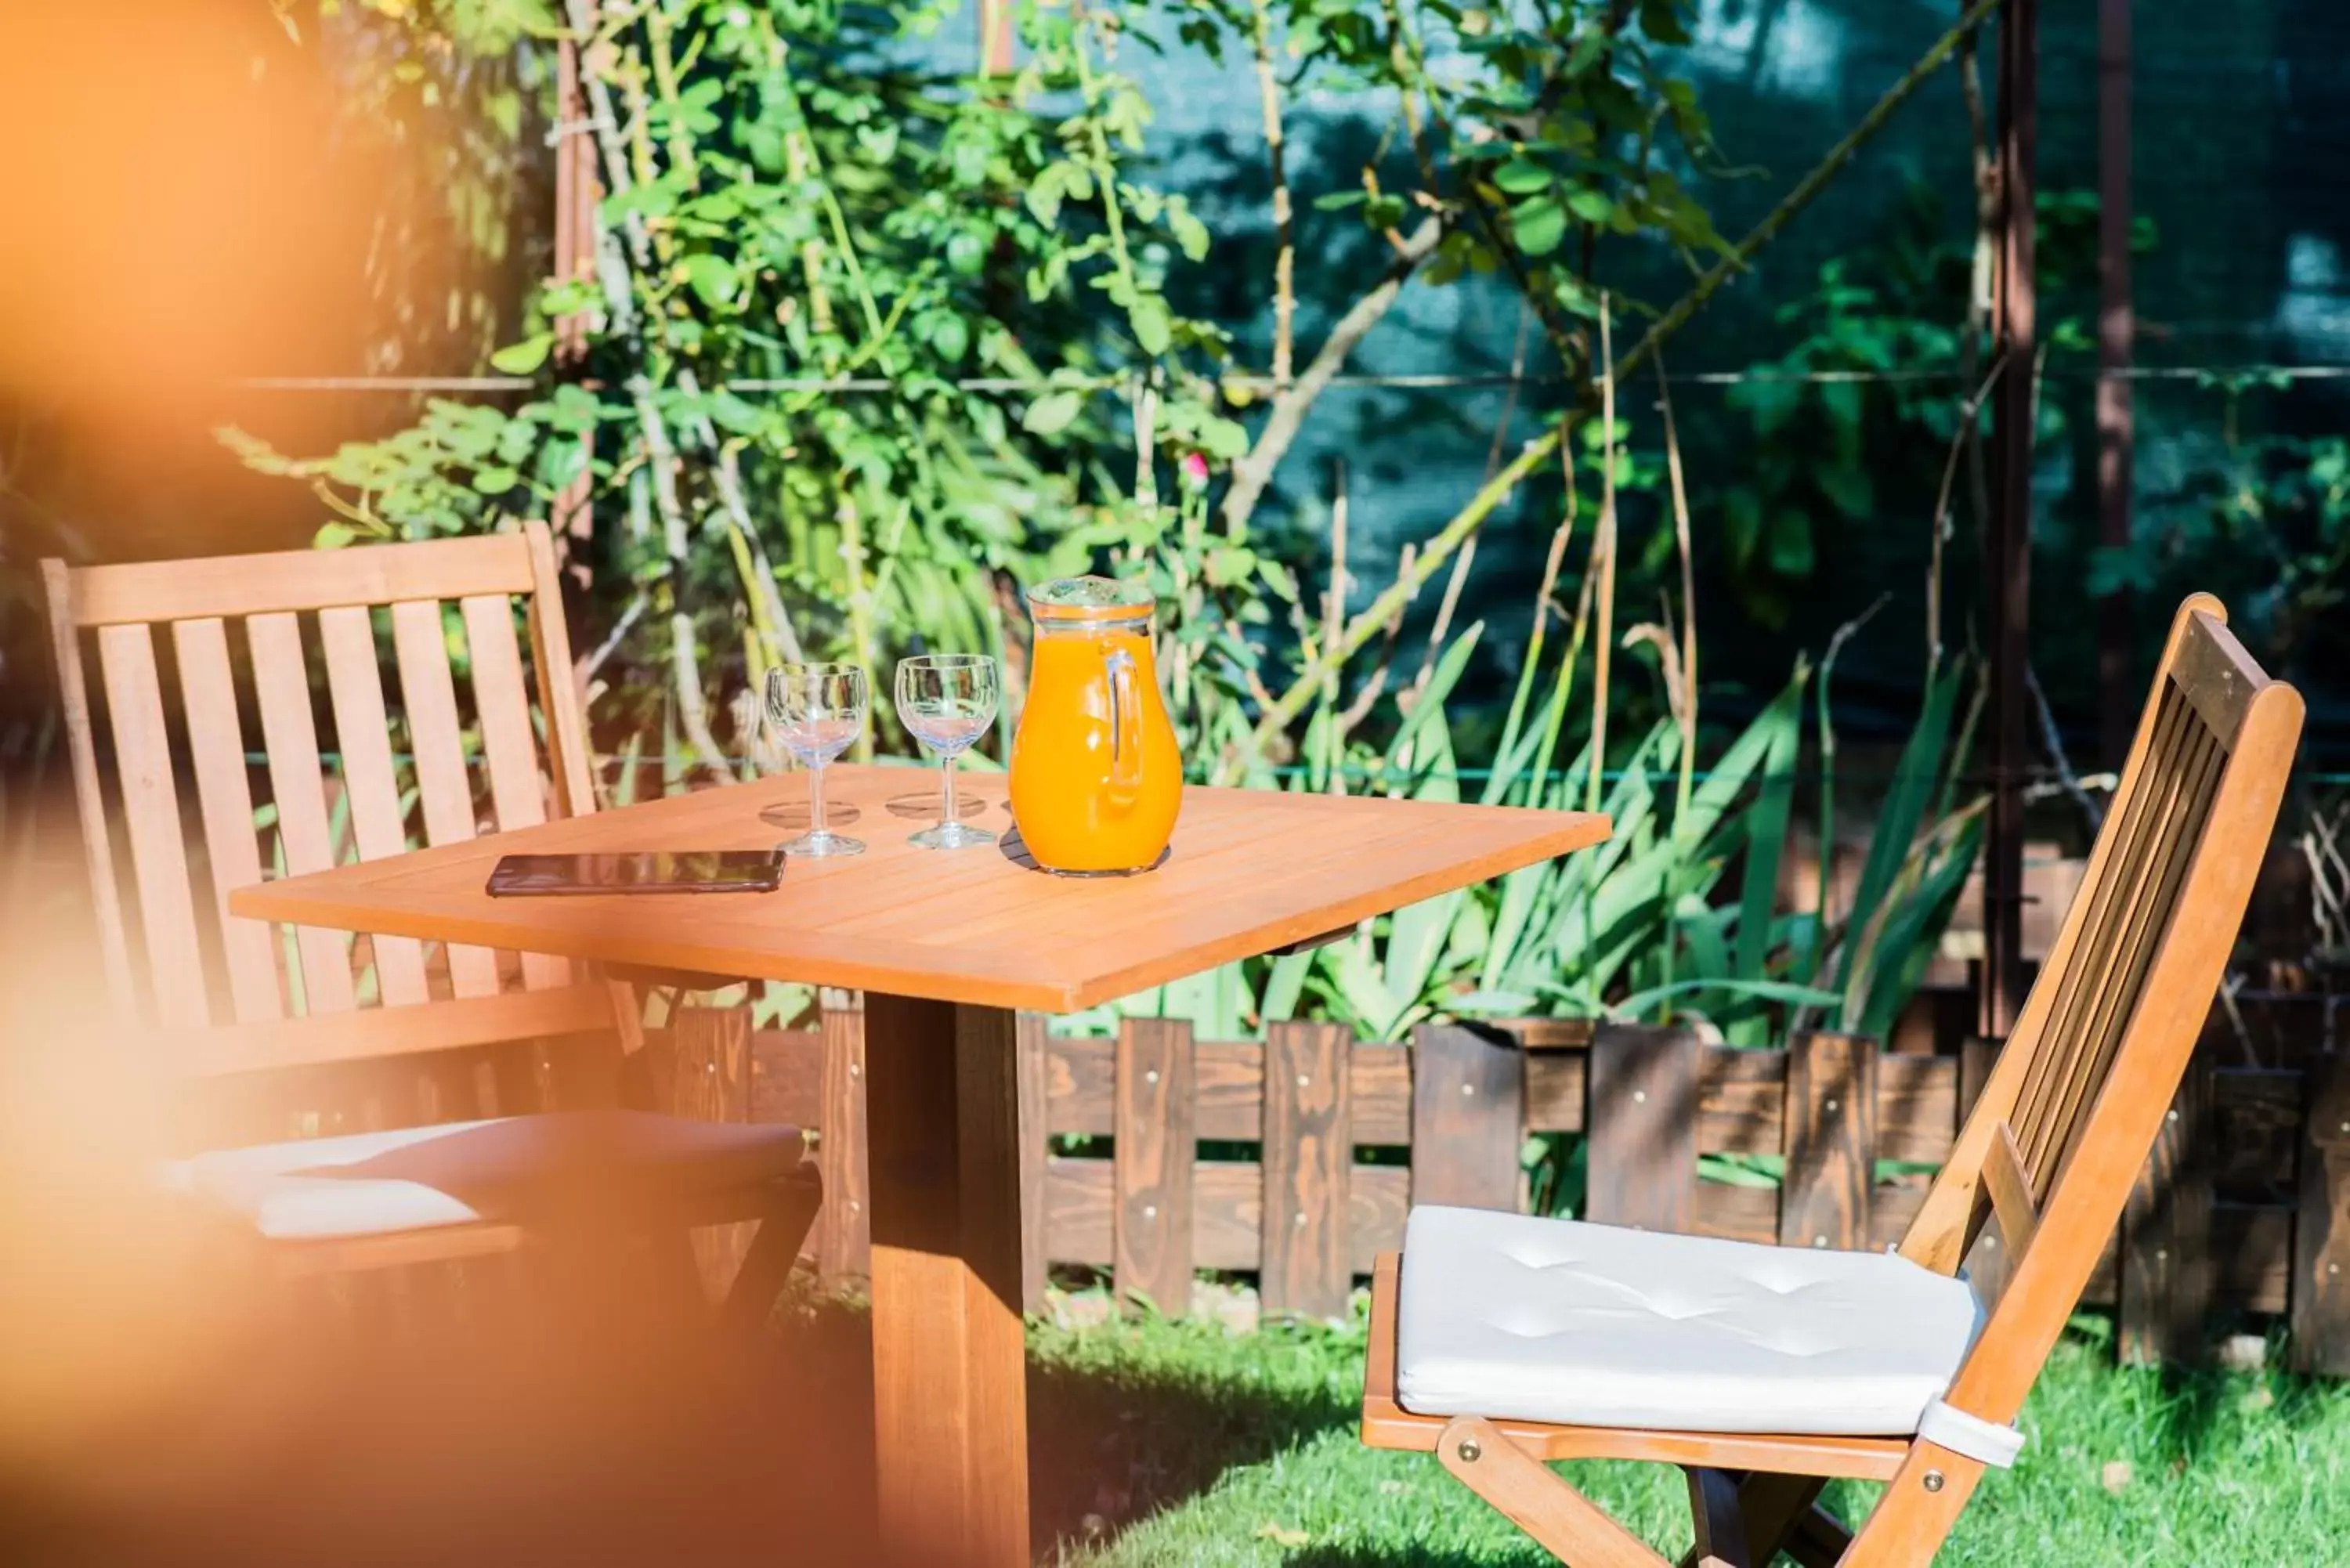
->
[[2025, 663, 2105, 831], [1413, 302, 1532, 699], [1250, 0, 1295, 392], [1220, 218, 1444, 537], [1654, 352, 1697, 829], [1958, 28, 1998, 550], [580, 589, 649, 688], [1588, 297, 1618, 817], [1339, 542, 1416, 734], [1927, 352, 2009, 667]]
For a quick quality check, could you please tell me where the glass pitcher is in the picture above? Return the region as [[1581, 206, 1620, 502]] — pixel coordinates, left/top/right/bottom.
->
[[1007, 576, 1183, 875]]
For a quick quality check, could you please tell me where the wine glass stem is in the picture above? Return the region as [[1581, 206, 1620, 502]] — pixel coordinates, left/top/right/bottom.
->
[[809, 760, 829, 837], [941, 750, 960, 829]]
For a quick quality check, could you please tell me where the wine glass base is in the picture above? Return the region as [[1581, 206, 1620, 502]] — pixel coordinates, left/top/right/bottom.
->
[[910, 822, 996, 850], [780, 831, 866, 858]]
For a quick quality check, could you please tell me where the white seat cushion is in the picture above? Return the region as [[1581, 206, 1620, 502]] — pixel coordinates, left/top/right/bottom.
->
[[164, 1111, 806, 1242], [1395, 1205, 1983, 1436]]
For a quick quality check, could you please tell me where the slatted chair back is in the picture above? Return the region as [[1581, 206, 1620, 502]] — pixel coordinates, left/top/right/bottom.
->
[[1900, 594, 2301, 1428], [42, 525, 623, 1097]]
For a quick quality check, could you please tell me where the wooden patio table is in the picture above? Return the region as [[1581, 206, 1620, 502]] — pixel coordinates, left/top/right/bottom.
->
[[232, 764, 1607, 1565]]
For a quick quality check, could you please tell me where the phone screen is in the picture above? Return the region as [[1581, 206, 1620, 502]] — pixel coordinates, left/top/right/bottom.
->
[[485, 851, 785, 897]]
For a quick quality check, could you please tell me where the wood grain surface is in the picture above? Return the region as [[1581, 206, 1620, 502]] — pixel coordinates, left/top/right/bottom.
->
[[230, 767, 1608, 1013]]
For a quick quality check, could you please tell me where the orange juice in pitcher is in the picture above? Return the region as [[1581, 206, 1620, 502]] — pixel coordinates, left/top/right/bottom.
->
[[1008, 577, 1182, 874]]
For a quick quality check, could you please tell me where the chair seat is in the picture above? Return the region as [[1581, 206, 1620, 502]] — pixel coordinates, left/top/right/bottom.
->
[[164, 1111, 808, 1242], [1394, 1205, 1983, 1437]]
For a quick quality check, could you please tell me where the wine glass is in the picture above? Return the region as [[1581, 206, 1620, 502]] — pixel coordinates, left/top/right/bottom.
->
[[895, 653, 1000, 849], [765, 663, 868, 858]]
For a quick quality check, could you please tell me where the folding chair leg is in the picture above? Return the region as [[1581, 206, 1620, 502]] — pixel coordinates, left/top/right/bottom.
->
[[1683, 1467, 1752, 1567], [719, 1167, 823, 1336], [1782, 1502, 1850, 1568], [1437, 1416, 1670, 1568], [1836, 1442, 1982, 1566]]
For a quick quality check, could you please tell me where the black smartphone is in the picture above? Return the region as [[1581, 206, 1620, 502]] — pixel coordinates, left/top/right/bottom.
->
[[485, 850, 785, 897]]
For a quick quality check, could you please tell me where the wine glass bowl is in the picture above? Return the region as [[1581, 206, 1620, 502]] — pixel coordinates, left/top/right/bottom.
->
[[765, 663, 870, 857], [895, 653, 1000, 849]]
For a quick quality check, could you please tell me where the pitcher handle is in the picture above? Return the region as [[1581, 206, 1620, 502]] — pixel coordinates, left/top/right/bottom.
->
[[1105, 647, 1144, 802]]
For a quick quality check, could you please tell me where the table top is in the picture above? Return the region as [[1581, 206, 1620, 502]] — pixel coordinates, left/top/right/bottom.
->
[[230, 766, 1608, 1013]]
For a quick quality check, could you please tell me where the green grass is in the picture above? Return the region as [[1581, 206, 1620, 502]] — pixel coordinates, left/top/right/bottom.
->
[[1022, 1306, 2350, 1566]]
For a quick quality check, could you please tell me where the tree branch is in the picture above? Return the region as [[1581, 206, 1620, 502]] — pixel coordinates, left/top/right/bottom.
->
[[1222, 0, 2001, 779], [1251, 0, 1295, 392], [1219, 216, 1444, 538]]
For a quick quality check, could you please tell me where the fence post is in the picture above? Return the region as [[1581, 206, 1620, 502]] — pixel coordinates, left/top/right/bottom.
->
[[1115, 1017, 1195, 1317], [1016, 1012, 1050, 1313], [1780, 1031, 1878, 1251], [1409, 1023, 1524, 1212], [671, 1004, 755, 1299], [1584, 1024, 1698, 1232], [818, 992, 870, 1284], [1261, 1021, 1352, 1320], [2292, 1039, 2350, 1375], [2122, 1050, 2212, 1366]]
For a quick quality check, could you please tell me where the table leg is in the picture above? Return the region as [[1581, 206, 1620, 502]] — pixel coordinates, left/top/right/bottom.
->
[[864, 995, 1029, 1567]]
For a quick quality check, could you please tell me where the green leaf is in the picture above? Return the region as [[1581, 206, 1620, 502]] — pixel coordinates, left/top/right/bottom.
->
[[472, 466, 520, 493], [1168, 205, 1212, 262], [1766, 508, 1815, 576], [1817, 459, 1874, 520], [1512, 194, 1566, 257], [1493, 159, 1550, 194], [1611, 977, 1842, 1022], [1129, 294, 1172, 357], [489, 333, 554, 375], [1021, 389, 1083, 436], [1565, 187, 1615, 224], [1640, 0, 1693, 45], [1833, 662, 1967, 999], [927, 313, 971, 363], [1313, 190, 1367, 211], [1730, 670, 1808, 1043], [680, 254, 736, 308]]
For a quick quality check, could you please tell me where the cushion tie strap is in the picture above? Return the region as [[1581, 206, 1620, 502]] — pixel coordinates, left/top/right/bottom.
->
[[1917, 1398, 2026, 1469]]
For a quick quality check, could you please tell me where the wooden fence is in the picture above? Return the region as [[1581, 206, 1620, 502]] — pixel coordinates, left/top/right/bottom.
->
[[661, 986, 2350, 1374]]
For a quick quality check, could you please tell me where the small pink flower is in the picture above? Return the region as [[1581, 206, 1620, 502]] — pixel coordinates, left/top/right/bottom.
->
[[1180, 452, 1210, 490]]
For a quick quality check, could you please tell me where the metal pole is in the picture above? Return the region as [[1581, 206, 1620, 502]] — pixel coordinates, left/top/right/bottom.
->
[[2096, 0, 2135, 768], [1984, 0, 2037, 1040]]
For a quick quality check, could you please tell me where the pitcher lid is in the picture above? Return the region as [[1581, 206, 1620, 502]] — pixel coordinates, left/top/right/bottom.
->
[[1025, 576, 1155, 622]]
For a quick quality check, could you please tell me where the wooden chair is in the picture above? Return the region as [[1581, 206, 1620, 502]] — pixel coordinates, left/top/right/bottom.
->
[[42, 523, 815, 1321], [1361, 595, 2303, 1566]]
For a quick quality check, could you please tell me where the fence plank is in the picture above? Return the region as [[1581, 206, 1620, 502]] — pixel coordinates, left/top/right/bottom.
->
[[1350, 1043, 1412, 1144], [2211, 1068, 2303, 1202], [1410, 1023, 1523, 1211], [1780, 1031, 1877, 1251], [1261, 1021, 1352, 1320], [1875, 1056, 1959, 1162], [2293, 1045, 2350, 1375], [1115, 1017, 1195, 1316], [2122, 1057, 2212, 1365], [747, 1027, 823, 1129], [1584, 1024, 1699, 1231], [818, 999, 870, 1282], [1043, 1158, 1408, 1274], [671, 1006, 754, 1300], [1017, 1011, 1050, 1313]]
